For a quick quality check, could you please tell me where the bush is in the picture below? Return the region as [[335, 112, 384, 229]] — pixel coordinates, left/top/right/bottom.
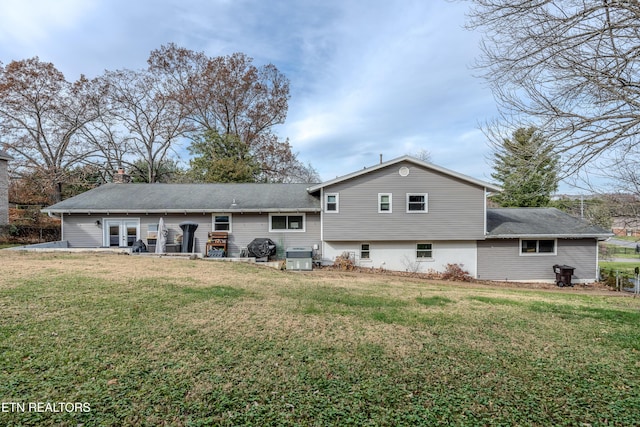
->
[[441, 263, 473, 282], [333, 252, 356, 271]]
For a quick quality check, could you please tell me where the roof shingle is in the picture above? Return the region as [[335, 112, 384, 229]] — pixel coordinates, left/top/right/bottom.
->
[[43, 183, 320, 213], [487, 208, 612, 238]]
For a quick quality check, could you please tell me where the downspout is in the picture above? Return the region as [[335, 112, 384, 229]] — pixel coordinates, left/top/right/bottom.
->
[[483, 188, 488, 236], [320, 188, 325, 262], [595, 237, 600, 281]]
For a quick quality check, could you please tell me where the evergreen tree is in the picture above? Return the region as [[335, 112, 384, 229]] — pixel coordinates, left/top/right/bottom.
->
[[187, 130, 260, 183], [491, 127, 559, 207]]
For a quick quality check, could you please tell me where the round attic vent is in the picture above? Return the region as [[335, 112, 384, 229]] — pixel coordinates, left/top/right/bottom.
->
[[399, 166, 410, 177]]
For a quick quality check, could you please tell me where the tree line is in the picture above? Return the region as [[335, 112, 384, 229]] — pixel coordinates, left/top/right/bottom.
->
[[0, 44, 318, 205]]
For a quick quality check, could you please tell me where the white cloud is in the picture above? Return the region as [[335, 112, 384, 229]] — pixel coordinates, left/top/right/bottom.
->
[[0, 0, 501, 183], [0, 0, 96, 48]]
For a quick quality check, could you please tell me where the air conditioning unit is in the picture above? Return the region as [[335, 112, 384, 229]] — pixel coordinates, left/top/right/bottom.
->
[[285, 247, 313, 271]]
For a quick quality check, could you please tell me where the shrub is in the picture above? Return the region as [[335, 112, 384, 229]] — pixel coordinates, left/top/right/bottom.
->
[[333, 252, 356, 271], [441, 263, 472, 282]]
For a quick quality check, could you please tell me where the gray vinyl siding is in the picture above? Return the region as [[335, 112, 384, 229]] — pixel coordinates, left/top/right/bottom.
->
[[63, 214, 213, 252], [0, 159, 8, 225], [62, 212, 321, 258], [477, 238, 598, 281], [63, 215, 103, 247], [322, 161, 486, 241], [227, 213, 321, 257]]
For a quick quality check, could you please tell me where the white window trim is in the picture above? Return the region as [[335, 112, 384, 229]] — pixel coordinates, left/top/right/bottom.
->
[[325, 193, 339, 213], [416, 242, 434, 261], [147, 223, 159, 240], [102, 218, 140, 248], [212, 213, 232, 233], [378, 193, 392, 213], [360, 243, 371, 262], [269, 213, 306, 232], [519, 238, 557, 256], [406, 193, 428, 213]]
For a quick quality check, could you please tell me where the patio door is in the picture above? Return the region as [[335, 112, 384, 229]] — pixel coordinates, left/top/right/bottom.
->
[[104, 219, 140, 247]]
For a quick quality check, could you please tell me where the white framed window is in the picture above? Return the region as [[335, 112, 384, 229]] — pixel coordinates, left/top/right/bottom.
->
[[407, 193, 428, 213], [378, 193, 392, 213], [213, 214, 232, 232], [325, 193, 339, 213], [147, 223, 158, 240], [520, 239, 556, 255], [416, 243, 433, 259], [360, 243, 371, 260], [269, 213, 306, 232]]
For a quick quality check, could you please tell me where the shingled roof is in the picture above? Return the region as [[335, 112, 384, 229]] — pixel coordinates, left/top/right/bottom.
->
[[42, 183, 321, 214], [487, 208, 612, 239]]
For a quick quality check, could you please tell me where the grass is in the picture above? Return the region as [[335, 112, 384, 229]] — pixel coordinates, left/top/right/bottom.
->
[[602, 243, 640, 259], [1, 252, 640, 426], [600, 261, 640, 277], [0, 243, 20, 249]]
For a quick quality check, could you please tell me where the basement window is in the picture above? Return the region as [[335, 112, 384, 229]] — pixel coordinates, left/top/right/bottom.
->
[[417, 243, 433, 259], [360, 243, 370, 260]]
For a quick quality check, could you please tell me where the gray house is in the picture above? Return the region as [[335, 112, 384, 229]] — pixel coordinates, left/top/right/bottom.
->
[[0, 150, 12, 226], [42, 156, 611, 283]]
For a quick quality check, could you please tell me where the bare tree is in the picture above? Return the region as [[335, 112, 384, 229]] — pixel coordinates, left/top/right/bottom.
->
[[76, 76, 133, 184], [147, 44, 313, 182], [99, 68, 193, 183], [0, 58, 99, 203], [411, 149, 433, 163], [148, 45, 289, 143], [466, 1, 640, 175]]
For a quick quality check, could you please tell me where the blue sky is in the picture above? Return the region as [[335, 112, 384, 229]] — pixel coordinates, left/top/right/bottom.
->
[[0, 0, 503, 184]]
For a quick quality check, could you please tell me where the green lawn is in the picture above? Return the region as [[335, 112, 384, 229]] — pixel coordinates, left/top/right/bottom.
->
[[1, 252, 639, 426], [600, 261, 640, 281]]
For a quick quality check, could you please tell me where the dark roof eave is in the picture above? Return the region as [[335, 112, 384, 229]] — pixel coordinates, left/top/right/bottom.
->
[[486, 233, 613, 240], [42, 208, 321, 214]]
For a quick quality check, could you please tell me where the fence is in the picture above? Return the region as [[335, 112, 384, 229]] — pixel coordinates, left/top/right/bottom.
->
[[0, 224, 61, 244]]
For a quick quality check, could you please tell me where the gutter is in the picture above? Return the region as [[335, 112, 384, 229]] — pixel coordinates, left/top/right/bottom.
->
[[45, 211, 62, 219], [486, 234, 613, 241], [41, 208, 322, 215]]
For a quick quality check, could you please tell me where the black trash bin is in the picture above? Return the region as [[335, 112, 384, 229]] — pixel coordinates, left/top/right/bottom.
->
[[179, 221, 199, 253], [553, 264, 575, 287]]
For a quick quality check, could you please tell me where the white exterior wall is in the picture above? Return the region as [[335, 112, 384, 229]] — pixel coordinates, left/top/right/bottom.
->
[[323, 240, 478, 276]]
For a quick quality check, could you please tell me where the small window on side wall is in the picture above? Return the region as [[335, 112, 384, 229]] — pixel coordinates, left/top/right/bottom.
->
[[326, 193, 339, 213], [379, 193, 392, 213], [417, 243, 433, 259], [361, 243, 370, 260], [521, 239, 556, 255]]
